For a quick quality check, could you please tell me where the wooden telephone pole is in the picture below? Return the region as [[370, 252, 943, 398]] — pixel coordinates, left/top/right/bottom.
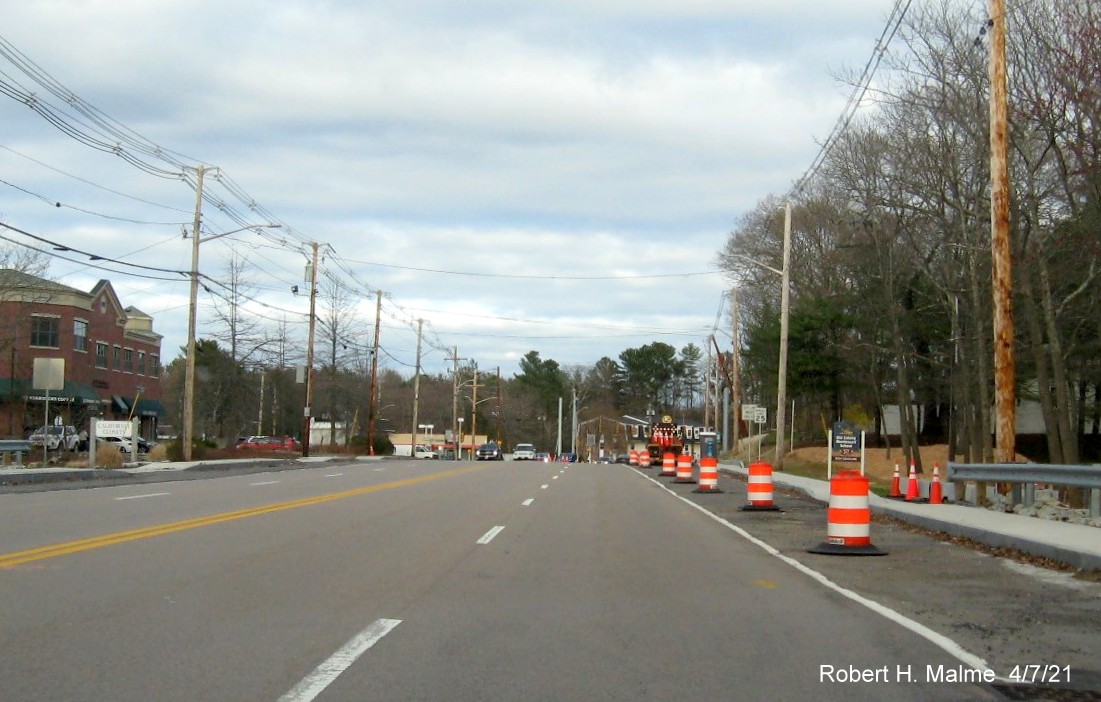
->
[[301, 242, 319, 457], [989, 0, 1016, 463], [366, 290, 382, 455]]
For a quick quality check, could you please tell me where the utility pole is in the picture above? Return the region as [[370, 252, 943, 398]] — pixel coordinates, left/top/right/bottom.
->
[[571, 385, 577, 454], [989, 0, 1016, 463], [182, 164, 205, 462], [258, 369, 264, 436], [367, 290, 382, 455], [447, 347, 465, 460], [411, 318, 424, 454], [495, 367, 502, 444], [731, 287, 742, 450], [471, 367, 479, 452], [301, 242, 319, 457], [775, 202, 792, 469], [704, 341, 712, 429]]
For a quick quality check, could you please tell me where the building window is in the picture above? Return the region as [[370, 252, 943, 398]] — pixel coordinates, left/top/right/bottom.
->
[[149, 355, 160, 378], [74, 319, 89, 352], [123, 348, 133, 373], [96, 342, 108, 368], [137, 351, 146, 375], [113, 346, 122, 371], [30, 315, 60, 348]]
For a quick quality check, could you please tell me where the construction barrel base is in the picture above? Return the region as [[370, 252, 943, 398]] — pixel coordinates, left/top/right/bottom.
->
[[741, 503, 781, 512], [808, 541, 887, 556]]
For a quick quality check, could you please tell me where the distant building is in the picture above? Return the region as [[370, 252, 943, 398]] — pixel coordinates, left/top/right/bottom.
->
[[0, 269, 166, 441]]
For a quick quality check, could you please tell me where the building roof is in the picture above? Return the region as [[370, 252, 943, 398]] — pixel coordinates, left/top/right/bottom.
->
[[0, 268, 85, 297]]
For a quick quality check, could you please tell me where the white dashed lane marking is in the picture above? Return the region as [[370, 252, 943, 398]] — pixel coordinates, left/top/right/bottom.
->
[[477, 526, 506, 544]]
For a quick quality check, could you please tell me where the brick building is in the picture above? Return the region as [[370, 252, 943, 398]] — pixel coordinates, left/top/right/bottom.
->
[[0, 269, 165, 441]]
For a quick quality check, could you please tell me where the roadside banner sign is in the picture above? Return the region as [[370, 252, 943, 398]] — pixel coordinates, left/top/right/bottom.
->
[[95, 421, 132, 438]]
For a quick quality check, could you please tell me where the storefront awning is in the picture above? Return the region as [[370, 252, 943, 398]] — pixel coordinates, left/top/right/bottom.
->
[[26, 380, 100, 405], [134, 398, 167, 418], [111, 395, 129, 413]]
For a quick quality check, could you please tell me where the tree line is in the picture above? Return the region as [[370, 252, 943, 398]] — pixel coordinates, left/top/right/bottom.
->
[[717, 0, 1100, 469]]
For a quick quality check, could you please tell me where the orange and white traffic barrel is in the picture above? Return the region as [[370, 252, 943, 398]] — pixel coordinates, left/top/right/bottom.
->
[[693, 456, 722, 493], [809, 469, 886, 556], [639, 449, 652, 468], [658, 451, 676, 477], [628, 450, 639, 466], [673, 452, 696, 483], [741, 461, 781, 511]]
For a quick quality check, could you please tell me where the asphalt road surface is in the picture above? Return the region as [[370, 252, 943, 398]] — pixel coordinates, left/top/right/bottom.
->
[[1, 459, 1091, 701]]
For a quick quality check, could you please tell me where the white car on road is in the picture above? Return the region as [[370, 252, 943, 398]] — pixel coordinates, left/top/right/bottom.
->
[[512, 443, 535, 460]]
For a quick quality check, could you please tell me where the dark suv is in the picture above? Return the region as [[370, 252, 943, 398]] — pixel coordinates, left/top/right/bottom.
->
[[476, 442, 504, 460]]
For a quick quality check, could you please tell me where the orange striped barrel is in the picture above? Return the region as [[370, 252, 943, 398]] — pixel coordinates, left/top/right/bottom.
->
[[639, 449, 651, 467], [673, 452, 695, 483], [826, 470, 872, 546], [693, 456, 722, 493], [628, 450, 639, 466], [658, 451, 675, 476], [809, 470, 886, 555], [747, 461, 775, 506]]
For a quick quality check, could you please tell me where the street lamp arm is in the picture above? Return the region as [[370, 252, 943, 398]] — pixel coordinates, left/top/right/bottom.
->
[[197, 223, 281, 244], [729, 253, 783, 277]]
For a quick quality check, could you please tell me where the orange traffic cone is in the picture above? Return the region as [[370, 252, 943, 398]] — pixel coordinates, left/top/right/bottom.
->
[[904, 461, 921, 502], [887, 463, 903, 499], [929, 464, 943, 504]]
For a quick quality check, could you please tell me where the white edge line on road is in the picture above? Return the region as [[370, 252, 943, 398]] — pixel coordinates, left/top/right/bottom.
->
[[477, 525, 506, 544], [250, 480, 280, 486], [279, 618, 402, 702], [373, 467, 385, 472], [323, 473, 343, 478], [637, 470, 996, 678], [114, 492, 170, 501], [522, 498, 534, 506]]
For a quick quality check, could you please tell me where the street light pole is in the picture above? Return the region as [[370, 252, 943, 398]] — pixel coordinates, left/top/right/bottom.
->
[[302, 242, 319, 457], [182, 165, 205, 462], [774, 202, 793, 469], [727, 207, 791, 469], [180, 163, 279, 461]]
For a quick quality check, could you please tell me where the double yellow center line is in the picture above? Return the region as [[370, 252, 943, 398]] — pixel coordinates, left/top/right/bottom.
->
[[1, 465, 484, 569]]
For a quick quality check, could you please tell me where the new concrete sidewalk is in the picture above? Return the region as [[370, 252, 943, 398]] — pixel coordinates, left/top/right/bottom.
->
[[721, 461, 1101, 572]]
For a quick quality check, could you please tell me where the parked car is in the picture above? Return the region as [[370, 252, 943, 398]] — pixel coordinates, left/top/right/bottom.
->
[[512, 443, 535, 460], [476, 442, 504, 460], [615, 454, 631, 464], [97, 436, 136, 454], [533, 452, 551, 463], [596, 455, 613, 464], [29, 425, 79, 451], [557, 452, 578, 463], [236, 435, 300, 451]]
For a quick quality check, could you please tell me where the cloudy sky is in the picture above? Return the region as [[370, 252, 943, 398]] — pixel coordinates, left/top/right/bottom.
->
[[0, 0, 895, 378]]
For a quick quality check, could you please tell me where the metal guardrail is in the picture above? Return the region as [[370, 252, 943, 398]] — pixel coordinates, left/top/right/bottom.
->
[[947, 462, 1101, 518], [0, 439, 33, 466]]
